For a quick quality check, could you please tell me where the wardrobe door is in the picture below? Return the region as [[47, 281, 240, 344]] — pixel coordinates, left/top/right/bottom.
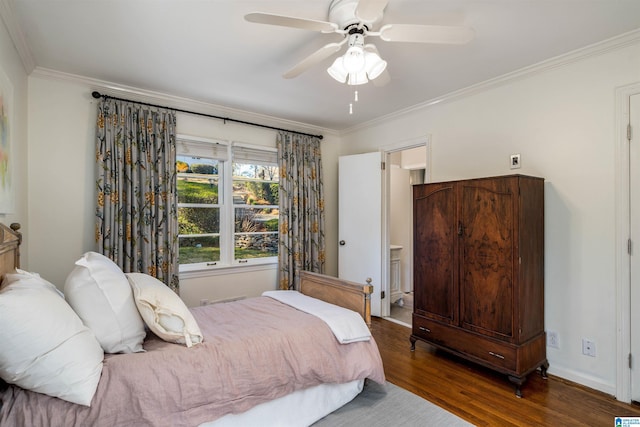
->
[[413, 183, 458, 325], [459, 178, 516, 341]]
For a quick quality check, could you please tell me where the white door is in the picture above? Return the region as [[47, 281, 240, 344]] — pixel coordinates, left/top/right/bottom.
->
[[630, 92, 640, 401], [338, 152, 384, 317]]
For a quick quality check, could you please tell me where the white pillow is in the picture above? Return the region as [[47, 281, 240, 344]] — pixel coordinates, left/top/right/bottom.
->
[[0, 274, 104, 406], [126, 272, 203, 347], [1, 268, 63, 297], [64, 252, 146, 353]]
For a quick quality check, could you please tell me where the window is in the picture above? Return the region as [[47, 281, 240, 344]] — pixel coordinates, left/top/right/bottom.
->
[[232, 145, 279, 262], [177, 137, 279, 270]]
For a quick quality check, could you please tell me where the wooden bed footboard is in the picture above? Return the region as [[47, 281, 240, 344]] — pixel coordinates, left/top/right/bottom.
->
[[0, 222, 20, 392], [299, 271, 373, 327], [0, 222, 21, 277]]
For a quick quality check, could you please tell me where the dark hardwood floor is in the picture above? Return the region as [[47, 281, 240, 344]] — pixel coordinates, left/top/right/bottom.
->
[[371, 317, 640, 426]]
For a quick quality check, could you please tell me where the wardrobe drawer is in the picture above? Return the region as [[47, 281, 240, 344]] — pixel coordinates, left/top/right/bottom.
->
[[412, 315, 517, 372], [412, 314, 451, 344], [463, 335, 517, 372]]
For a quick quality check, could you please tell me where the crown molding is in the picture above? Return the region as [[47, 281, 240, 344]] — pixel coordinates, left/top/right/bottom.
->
[[341, 28, 640, 135], [0, 0, 36, 74], [20, 19, 640, 138], [30, 67, 339, 138]]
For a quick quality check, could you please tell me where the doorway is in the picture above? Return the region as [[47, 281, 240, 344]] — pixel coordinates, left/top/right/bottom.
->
[[384, 141, 430, 326], [630, 92, 640, 402], [615, 83, 640, 403]]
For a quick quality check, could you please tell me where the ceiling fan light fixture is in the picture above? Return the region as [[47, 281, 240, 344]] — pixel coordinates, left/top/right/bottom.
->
[[347, 71, 368, 86], [364, 50, 387, 80], [342, 45, 366, 73], [341, 32, 367, 73], [327, 57, 348, 83]]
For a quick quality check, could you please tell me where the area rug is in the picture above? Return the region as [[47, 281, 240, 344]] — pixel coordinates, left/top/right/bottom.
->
[[313, 380, 473, 427]]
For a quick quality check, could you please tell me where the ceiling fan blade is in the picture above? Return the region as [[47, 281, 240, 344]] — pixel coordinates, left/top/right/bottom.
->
[[355, 0, 389, 23], [283, 42, 345, 79], [379, 24, 475, 44], [245, 12, 338, 33]]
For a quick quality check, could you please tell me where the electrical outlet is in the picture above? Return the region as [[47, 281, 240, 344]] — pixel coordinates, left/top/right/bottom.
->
[[582, 339, 596, 357], [547, 331, 559, 349]]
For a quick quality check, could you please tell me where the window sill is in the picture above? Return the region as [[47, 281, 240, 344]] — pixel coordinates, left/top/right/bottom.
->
[[179, 260, 277, 279]]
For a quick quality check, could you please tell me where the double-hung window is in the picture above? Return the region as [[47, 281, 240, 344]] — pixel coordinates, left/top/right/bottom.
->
[[177, 136, 279, 271]]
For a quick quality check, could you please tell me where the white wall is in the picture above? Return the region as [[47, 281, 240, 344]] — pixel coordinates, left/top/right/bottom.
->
[[0, 16, 29, 251], [339, 40, 640, 394], [27, 78, 96, 285], [26, 73, 341, 307]]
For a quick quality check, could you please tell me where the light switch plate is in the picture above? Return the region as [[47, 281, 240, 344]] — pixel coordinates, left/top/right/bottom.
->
[[510, 154, 521, 169]]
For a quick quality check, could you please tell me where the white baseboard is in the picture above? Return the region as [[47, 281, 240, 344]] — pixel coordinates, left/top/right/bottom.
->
[[547, 364, 616, 397]]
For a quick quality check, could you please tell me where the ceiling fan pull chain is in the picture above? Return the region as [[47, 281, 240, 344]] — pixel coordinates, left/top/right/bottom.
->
[[354, 90, 359, 102], [349, 103, 353, 115]]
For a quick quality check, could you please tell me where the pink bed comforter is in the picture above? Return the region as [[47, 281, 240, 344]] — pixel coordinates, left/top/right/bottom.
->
[[0, 296, 385, 427]]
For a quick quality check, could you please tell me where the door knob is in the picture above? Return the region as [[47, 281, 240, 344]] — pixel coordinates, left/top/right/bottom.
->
[[339, 240, 346, 246]]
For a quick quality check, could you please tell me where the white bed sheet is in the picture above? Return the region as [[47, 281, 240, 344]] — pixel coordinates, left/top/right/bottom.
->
[[262, 290, 371, 344], [201, 379, 364, 427]]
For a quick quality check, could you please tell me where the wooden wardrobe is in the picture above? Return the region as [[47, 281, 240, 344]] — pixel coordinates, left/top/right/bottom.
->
[[410, 174, 548, 397]]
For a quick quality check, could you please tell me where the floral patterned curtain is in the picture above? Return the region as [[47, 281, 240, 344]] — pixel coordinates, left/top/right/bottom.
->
[[277, 131, 325, 290], [95, 98, 179, 292]]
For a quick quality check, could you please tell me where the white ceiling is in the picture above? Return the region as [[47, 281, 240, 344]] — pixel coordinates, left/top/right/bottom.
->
[[5, 0, 640, 131]]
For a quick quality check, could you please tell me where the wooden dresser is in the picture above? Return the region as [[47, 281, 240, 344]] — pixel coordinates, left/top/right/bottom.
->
[[410, 174, 548, 397]]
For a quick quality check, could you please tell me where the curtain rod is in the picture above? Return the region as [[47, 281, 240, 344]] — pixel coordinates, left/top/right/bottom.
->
[[91, 91, 323, 140]]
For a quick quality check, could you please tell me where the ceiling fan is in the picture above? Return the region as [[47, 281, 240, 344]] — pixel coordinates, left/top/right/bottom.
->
[[245, 0, 474, 86]]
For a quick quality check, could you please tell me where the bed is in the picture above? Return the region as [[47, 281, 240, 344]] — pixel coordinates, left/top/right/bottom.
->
[[0, 223, 385, 426]]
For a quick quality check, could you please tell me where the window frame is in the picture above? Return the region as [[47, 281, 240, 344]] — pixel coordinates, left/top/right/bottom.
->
[[177, 135, 279, 274]]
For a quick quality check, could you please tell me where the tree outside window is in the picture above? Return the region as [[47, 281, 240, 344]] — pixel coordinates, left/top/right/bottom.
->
[[177, 140, 279, 269]]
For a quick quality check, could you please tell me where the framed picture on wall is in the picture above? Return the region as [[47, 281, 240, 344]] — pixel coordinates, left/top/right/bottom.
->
[[0, 65, 14, 214]]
